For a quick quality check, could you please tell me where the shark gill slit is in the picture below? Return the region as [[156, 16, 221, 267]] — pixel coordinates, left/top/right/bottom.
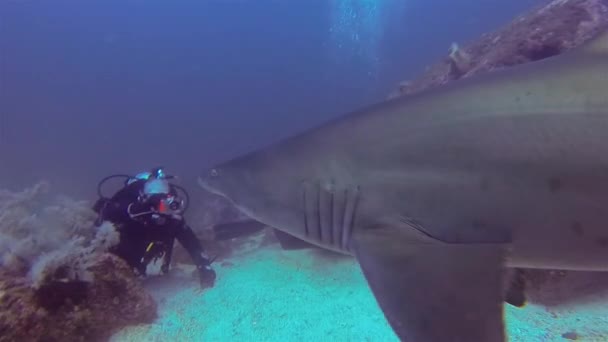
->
[[341, 186, 360, 251], [332, 188, 345, 248], [303, 183, 321, 242], [313, 184, 322, 241], [318, 183, 334, 246], [302, 187, 309, 237]]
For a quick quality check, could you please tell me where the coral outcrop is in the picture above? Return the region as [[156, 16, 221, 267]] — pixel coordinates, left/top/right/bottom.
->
[[389, 0, 608, 98], [0, 253, 156, 342], [0, 182, 157, 342]]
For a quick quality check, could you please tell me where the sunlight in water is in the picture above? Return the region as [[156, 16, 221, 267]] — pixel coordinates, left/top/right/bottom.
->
[[328, 0, 405, 77]]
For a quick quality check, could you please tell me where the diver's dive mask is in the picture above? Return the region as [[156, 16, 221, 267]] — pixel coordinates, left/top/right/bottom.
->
[[136, 167, 186, 217], [143, 194, 184, 225], [140, 187, 186, 217], [155, 194, 185, 215]]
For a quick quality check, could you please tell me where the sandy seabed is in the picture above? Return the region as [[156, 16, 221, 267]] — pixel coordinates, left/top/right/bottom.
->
[[111, 237, 608, 342]]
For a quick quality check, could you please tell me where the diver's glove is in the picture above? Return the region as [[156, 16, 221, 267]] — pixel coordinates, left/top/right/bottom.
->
[[161, 263, 170, 275], [197, 264, 216, 289]]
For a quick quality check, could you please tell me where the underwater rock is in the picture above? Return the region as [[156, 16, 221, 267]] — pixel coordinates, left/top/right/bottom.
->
[[0, 181, 100, 275], [0, 183, 157, 341], [562, 331, 580, 340], [0, 253, 156, 342], [389, 0, 608, 98], [447, 42, 473, 78]]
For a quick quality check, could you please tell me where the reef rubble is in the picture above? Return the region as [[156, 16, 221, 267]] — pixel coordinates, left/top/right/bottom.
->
[[389, 0, 608, 98], [0, 182, 157, 342]]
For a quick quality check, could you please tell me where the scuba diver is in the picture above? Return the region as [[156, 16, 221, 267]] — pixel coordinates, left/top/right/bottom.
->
[[92, 167, 217, 289]]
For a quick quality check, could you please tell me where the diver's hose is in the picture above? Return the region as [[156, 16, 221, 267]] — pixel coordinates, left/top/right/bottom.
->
[[96, 174, 131, 199]]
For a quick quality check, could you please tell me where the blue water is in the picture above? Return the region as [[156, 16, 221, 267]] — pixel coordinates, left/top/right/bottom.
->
[[0, 0, 541, 198]]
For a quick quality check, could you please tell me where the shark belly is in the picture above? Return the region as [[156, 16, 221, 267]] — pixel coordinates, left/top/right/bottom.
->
[[354, 154, 608, 272], [507, 191, 608, 271]]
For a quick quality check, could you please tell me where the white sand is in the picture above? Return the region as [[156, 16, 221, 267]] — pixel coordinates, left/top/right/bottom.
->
[[111, 238, 608, 342]]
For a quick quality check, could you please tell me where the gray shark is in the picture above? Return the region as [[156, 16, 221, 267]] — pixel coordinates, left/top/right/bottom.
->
[[198, 30, 608, 342]]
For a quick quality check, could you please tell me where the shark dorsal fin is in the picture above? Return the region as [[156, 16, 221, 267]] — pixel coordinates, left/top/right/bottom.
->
[[580, 29, 608, 55]]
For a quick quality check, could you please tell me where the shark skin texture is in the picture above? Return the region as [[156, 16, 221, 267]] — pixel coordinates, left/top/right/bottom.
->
[[198, 31, 608, 342]]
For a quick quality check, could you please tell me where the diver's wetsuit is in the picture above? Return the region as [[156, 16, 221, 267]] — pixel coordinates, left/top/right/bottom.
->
[[95, 179, 215, 287]]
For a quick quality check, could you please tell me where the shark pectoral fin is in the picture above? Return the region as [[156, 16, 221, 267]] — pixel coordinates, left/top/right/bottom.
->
[[273, 229, 319, 250], [352, 229, 507, 342]]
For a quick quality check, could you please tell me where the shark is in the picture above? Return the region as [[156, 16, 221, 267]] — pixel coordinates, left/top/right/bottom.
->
[[198, 30, 608, 342]]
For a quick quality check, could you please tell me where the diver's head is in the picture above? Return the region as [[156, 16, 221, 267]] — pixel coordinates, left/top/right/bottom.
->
[[128, 166, 173, 185], [136, 167, 187, 216]]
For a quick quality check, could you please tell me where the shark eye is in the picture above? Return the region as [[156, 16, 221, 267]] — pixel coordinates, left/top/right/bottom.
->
[[209, 168, 219, 177]]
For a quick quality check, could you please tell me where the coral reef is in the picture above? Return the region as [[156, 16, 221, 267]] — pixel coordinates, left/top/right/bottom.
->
[[0, 182, 157, 342], [0, 181, 97, 276], [389, 0, 608, 98], [0, 253, 157, 342]]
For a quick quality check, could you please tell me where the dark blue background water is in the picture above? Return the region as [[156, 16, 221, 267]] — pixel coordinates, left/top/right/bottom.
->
[[0, 0, 541, 199]]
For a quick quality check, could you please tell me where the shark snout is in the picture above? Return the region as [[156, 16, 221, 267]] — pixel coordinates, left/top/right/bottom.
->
[[197, 168, 224, 196]]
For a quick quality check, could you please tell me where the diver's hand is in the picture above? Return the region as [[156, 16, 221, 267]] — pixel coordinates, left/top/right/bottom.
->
[[161, 263, 170, 275], [198, 265, 216, 289]]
